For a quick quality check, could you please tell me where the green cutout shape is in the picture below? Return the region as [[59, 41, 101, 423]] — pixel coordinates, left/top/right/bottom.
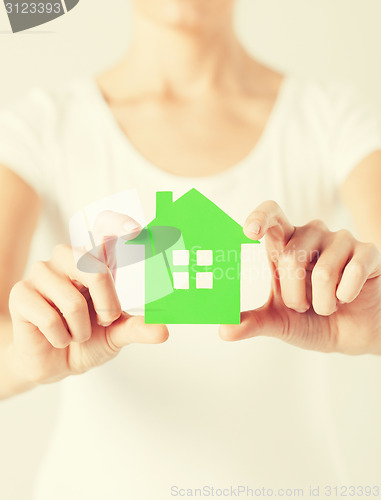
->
[[125, 188, 259, 324]]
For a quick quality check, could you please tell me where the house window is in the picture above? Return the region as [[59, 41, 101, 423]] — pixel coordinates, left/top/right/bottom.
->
[[196, 250, 213, 266], [172, 250, 189, 289], [172, 249, 214, 290], [196, 272, 213, 289], [173, 272, 189, 289]]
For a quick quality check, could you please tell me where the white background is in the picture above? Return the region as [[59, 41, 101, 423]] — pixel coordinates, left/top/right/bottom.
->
[[0, 1, 381, 499]]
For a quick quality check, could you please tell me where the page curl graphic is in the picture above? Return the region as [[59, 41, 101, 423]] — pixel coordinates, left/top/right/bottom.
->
[[4, 0, 80, 33]]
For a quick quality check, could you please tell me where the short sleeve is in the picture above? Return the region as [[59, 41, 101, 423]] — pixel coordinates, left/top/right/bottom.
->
[[328, 83, 381, 186], [0, 87, 54, 197]]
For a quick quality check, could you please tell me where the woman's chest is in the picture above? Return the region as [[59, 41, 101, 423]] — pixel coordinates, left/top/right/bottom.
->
[[49, 102, 333, 232], [107, 96, 276, 177]]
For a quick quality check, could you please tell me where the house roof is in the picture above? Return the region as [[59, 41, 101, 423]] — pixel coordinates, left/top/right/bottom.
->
[[149, 188, 259, 246], [125, 189, 259, 255]]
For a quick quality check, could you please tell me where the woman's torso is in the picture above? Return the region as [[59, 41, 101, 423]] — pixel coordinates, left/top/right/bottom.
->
[[23, 75, 381, 499]]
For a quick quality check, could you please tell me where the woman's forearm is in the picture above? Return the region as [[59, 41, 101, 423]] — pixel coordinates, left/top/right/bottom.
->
[[0, 315, 37, 400]]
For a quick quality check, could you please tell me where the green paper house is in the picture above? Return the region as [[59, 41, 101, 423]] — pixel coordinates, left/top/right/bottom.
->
[[126, 188, 259, 325]]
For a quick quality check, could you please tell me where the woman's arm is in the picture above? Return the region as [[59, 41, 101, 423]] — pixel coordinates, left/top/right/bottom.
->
[[220, 152, 381, 355], [0, 165, 41, 321], [0, 164, 169, 402], [0, 165, 41, 397], [0, 327, 39, 398], [340, 150, 381, 249]]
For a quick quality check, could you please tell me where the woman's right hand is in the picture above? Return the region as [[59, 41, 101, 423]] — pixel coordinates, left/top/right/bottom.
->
[[8, 211, 169, 386]]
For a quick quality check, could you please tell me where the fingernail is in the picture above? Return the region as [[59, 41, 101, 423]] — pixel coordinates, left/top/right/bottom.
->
[[124, 221, 140, 233], [101, 321, 113, 327], [245, 222, 261, 234], [296, 307, 309, 314], [97, 315, 113, 327]]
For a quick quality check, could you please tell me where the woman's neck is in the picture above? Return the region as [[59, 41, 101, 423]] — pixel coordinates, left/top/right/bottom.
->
[[103, 11, 259, 101]]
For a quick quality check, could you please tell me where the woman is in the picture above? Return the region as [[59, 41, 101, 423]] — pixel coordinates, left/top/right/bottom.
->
[[1, 0, 381, 498]]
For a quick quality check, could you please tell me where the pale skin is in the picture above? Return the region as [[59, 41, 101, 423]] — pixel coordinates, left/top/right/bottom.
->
[[1, 0, 381, 400]]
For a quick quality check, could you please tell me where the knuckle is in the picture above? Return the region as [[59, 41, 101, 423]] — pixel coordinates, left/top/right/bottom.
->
[[335, 229, 352, 241], [313, 265, 333, 283], [40, 311, 61, 332], [52, 243, 70, 261], [30, 260, 49, 278], [8, 280, 31, 311], [63, 296, 88, 316], [266, 200, 280, 212], [278, 250, 298, 268], [362, 241, 379, 258], [308, 219, 327, 232], [348, 259, 366, 278], [9, 280, 27, 301]]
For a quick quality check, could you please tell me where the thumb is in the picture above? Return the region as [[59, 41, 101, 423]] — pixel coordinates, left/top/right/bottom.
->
[[219, 302, 285, 342], [105, 313, 169, 350]]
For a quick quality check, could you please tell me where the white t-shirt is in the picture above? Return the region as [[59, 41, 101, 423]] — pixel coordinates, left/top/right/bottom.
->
[[1, 75, 381, 500]]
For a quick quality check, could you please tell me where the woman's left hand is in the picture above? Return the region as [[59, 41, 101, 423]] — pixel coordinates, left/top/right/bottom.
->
[[220, 200, 381, 355]]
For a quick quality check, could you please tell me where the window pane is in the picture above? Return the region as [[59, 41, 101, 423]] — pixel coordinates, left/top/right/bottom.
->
[[173, 250, 189, 266], [196, 272, 213, 289], [196, 250, 213, 266], [173, 272, 189, 289]]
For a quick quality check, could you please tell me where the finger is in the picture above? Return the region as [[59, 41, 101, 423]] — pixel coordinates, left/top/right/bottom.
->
[[92, 210, 141, 244], [106, 314, 169, 350], [311, 230, 354, 315], [277, 227, 322, 313], [51, 244, 122, 327], [29, 261, 92, 343], [219, 303, 284, 342], [10, 281, 72, 349], [243, 200, 295, 243], [336, 242, 381, 303], [92, 211, 142, 281]]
